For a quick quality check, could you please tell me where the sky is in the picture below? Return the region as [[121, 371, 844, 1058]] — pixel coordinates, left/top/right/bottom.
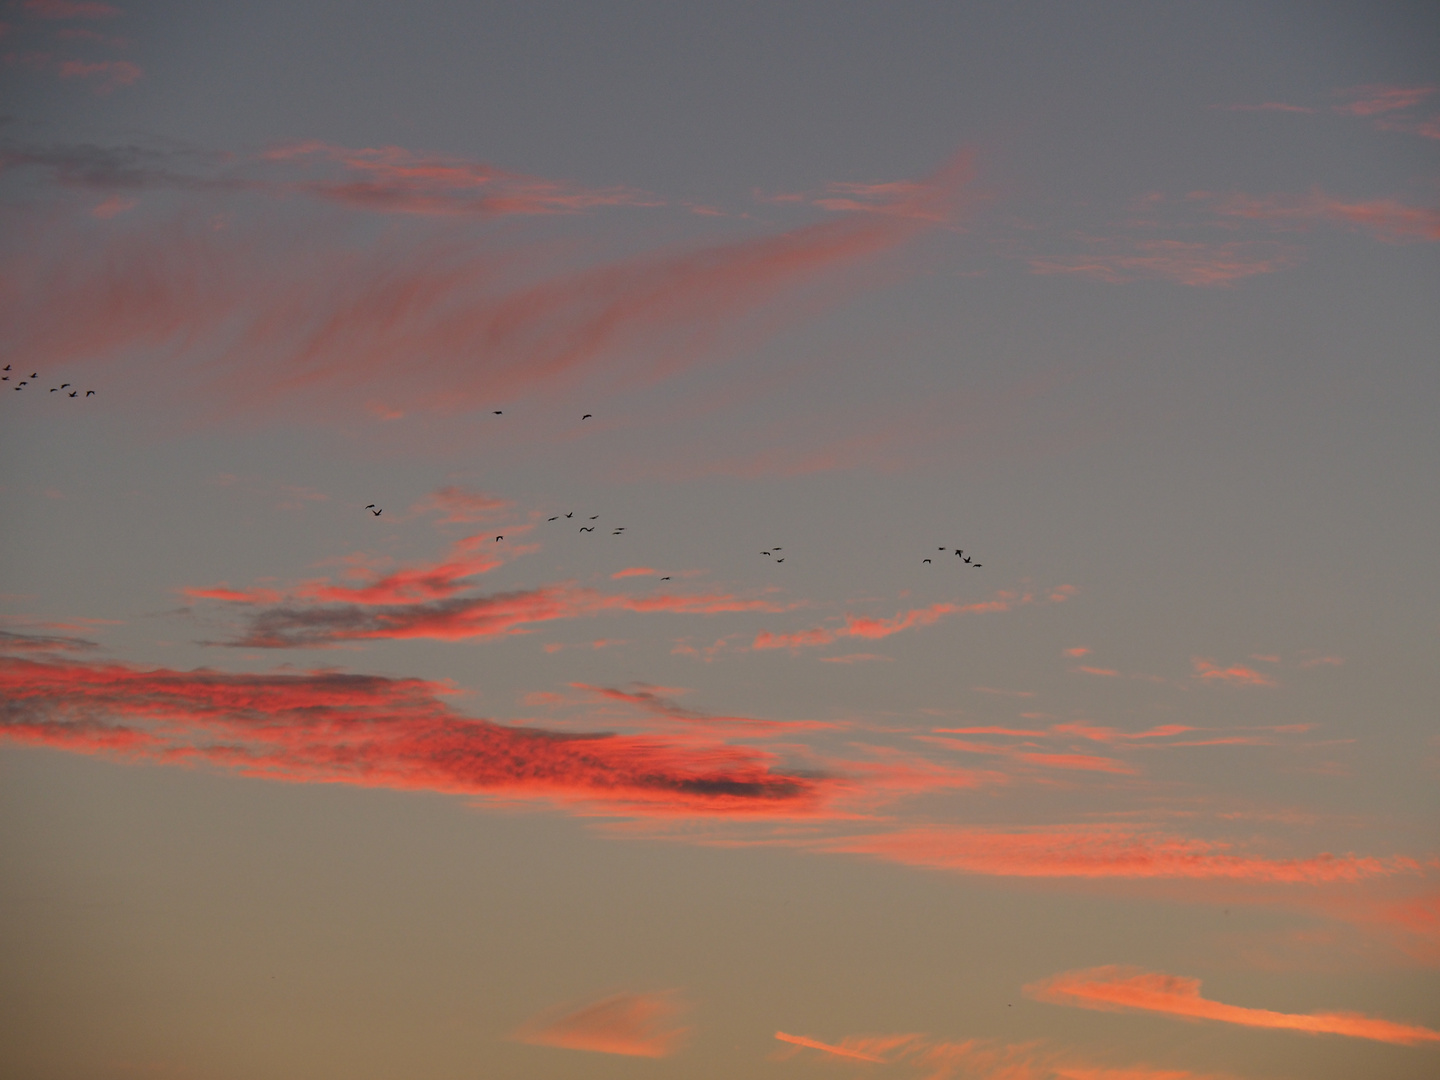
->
[[1, 1, 1438, 1078]]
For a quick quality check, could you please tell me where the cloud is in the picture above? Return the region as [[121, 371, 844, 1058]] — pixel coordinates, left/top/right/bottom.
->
[[408, 486, 511, 523], [1191, 658, 1276, 687], [260, 140, 661, 217], [752, 593, 1032, 654], [1028, 239, 1294, 286], [0, 630, 100, 653], [1213, 101, 1315, 114], [774, 1029, 1240, 1079], [56, 58, 141, 90], [514, 991, 691, 1057], [90, 193, 137, 218], [1332, 84, 1436, 116], [1204, 189, 1440, 242], [611, 567, 658, 579], [1, 151, 975, 421], [774, 1031, 890, 1062], [1025, 965, 1440, 1046], [815, 825, 1420, 883], [23, 0, 120, 17], [0, 656, 820, 816], [1063, 646, 1090, 657]]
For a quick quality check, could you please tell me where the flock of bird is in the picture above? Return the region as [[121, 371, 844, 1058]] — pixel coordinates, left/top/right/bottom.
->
[[361, 409, 985, 576], [3, 365, 95, 397]]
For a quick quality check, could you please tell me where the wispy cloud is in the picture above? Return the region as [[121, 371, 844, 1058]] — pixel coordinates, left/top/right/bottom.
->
[[2, 151, 976, 422], [1191, 658, 1277, 688], [1025, 965, 1440, 1046], [814, 825, 1420, 883], [0, 629, 100, 654], [514, 991, 691, 1057], [0, 656, 819, 816], [1028, 239, 1294, 287], [1204, 189, 1440, 243], [1332, 84, 1437, 117]]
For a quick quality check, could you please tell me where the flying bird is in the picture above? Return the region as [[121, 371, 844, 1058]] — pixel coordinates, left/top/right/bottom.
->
[[972, 563, 982, 568], [50, 388, 58, 392], [365, 504, 376, 509], [565, 512, 574, 518], [923, 558, 932, 564], [580, 526, 595, 532], [495, 536, 503, 541], [548, 516, 558, 521], [86, 390, 95, 396], [939, 547, 946, 551], [761, 551, 771, 556], [61, 384, 70, 389], [582, 414, 592, 419], [775, 558, 784, 563], [371, 509, 382, 516], [660, 576, 670, 581], [589, 515, 599, 520], [68, 391, 77, 397], [493, 410, 502, 415], [1, 365, 8, 370]]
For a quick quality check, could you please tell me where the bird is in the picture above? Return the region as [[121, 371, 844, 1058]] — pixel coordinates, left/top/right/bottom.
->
[[17, 381, 26, 387], [761, 551, 771, 556], [493, 410, 502, 415], [61, 384, 69, 389], [775, 558, 785, 563], [939, 547, 946, 551], [371, 509, 382, 516], [589, 515, 599, 520], [548, 516, 558, 521], [565, 512, 574, 518], [962, 555, 971, 563], [86, 390, 95, 396], [1, 365, 8, 370], [580, 526, 594, 532], [582, 414, 592, 419], [1, 376, 7, 380], [660, 576, 671, 581], [29, 373, 37, 379], [68, 391, 77, 397], [50, 388, 58, 392], [773, 547, 782, 551], [972, 563, 982, 568], [495, 535, 503, 542], [923, 558, 932, 564], [365, 504, 376, 509]]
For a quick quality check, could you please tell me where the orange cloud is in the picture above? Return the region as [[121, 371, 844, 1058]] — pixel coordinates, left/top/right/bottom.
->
[[515, 991, 691, 1057], [1191, 658, 1276, 687], [408, 486, 511, 523], [774, 1031, 889, 1063], [1063, 646, 1090, 657], [0, 656, 821, 817], [816, 825, 1420, 884], [611, 567, 658, 579], [752, 593, 1029, 653], [1025, 965, 1440, 1046]]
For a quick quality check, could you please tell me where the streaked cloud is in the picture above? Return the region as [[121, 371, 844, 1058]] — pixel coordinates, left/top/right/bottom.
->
[[514, 991, 691, 1057], [1204, 189, 1440, 243], [1028, 239, 1294, 287], [0, 656, 819, 816], [1025, 965, 1440, 1046], [1191, 658, 1277, 687], [1332, 84, 1437, 117]]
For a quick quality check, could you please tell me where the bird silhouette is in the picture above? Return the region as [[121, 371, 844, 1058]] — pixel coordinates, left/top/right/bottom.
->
[[972, 563, 982, 568], [86, 390, 95, 396], [565, 512, 574, 518], [589, 515, 599, 520], [548, 516, 558, 521], [775, 558, 785, 563], [939, 547, 946, 551], [923, 558, 932, 564], [495, 535, 503, 541], [365, 504, 376, 509], [371, 509, 382, 516], [761, 551, 771, 556], [50, 388, 58, 392], [493, 410, 502, 415], [1, 365, 8, 371], [660, 576, 670, 580], [582, 414, 592, 419], [962, 555, 971, 563], [68, 391, 77, 397], [61, 384, 69, 389], [773, 547, 782, 551], [580, 526, 594, 532]]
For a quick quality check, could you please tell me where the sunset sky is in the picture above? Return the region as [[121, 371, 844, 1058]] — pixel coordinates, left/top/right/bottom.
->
[[2, 2, 1438, 1078]]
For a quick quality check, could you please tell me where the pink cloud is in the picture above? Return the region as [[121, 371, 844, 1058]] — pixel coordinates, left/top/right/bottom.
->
[[3, 152, 974, 422], [1029, 240, 1294, 286], [1192, 658, 1277, 687], [1206, 189, 1440, 242], [514, 991, 691, 1057], [753, 594, 1026, 654], [91, 193, 137, 218], [611, 567, 658, 579], [262, 140, 661, 218], [1026, 965, 1440, 1046], [1332, 84, 1436, 116], [409, 486, 511, 523], [1063, 646, 1090, 657], [1074, 665, 1121, 677], [773, 1031, 888, 1063], [816, 825, 1420, 884], [56, 57, 140, 90], [0, 656, 819, 816]]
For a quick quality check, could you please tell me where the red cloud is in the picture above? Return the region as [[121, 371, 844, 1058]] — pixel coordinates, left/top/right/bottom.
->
[[611, 567, 658, 579], [262, 140, 660, 217], [1025, 965, 1440, 1046], [2, 152, 974, 422], [408, 485, 511, 523], [1333, 84, 1436, 116], [514, 991, 691, 1057], [1206, 189, 1440, 242], [1192, 658, 1276, 687], [752, 594, 1024, 653], [0, 656, 819, 816], [24, 0, 119, 16], [773, 1031, 888, 1062], [816, 825, 1420, 883]]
